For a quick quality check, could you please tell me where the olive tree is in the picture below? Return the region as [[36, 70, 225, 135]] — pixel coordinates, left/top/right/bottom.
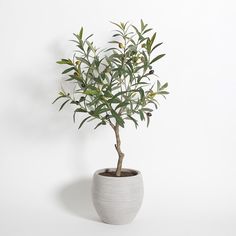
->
[[53, 20, 168, 176]]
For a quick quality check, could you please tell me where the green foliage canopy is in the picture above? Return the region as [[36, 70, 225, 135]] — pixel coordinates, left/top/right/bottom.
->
[[53, 20, 168, 129]]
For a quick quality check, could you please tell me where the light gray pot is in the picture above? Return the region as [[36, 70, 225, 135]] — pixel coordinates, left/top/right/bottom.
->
[[92, 168, 144, 225]]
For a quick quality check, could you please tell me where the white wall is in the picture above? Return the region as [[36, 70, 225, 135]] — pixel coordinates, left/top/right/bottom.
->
[[0, 0, 236, 235]]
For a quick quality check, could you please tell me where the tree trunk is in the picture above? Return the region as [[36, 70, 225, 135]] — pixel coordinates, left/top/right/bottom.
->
[[114, 125, 124, 176]]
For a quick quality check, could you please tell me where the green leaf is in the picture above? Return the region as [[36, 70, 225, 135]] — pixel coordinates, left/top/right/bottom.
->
[[141, 19, 145, 32], [108, 40, 120, 44], [108, 98, 121, 104], [52, 95, 65, 104], [78, 116, 91, 129], [75, 108, 87, 112], [70, 39, 80, 44], [56, 59, 74, 65], [150, 54, 166, 64], [76, 57, 90, 66], [146, 114, 150, 127], [138, 88, 145, 102], [127, 115, 138, 128], [158, 91, 169, 95], [143, 28, 153, 34], [88, 97, 101, 106], [151, 42, 163, 52], [67, 75, 83, 83], [94, 103, 106, 115], [139, 110, 145, 121], [120, 22, 127, 30], [94, 120, 106, 129], [73, 108, 87, 122], [57, 60, 67, 64], [115, 101, 129, 110], [142, 107, 153, 112], [79, 27, 83, 39], [150, 33, 156, 45], [132, 25, 141, 38], [148, 100, 158, 109], [146, 38, 152, 54], [111, 90, 133, 102], [98, 108, 110, 114], [83, 89, 100, 95], [110, 21, 123, 30], [86, 41, 96, 54], [160, 82, 168, 90], [157, 80, 161, 90], [112, 33, 121, 37], [59, 99, 70, 111], [84, 34, 93, 41], [62, 67, 74, 74], [103, 90, 113, 98], [111, 110, 124, 128]]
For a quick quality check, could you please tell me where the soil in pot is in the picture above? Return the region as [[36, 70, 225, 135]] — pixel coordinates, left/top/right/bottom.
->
[[99, 170, 138, 177]]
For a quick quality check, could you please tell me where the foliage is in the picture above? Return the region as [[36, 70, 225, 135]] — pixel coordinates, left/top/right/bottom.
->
[[53, 20, 168, 130]]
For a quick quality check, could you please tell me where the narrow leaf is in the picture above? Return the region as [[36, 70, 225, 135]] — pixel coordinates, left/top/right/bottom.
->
[[73, 108, 87, 122], [127, 115, 138, 128], [78, 116, 91, 129], [151, 33, 156, 45], [84, 34, 93, 41], [115, 101, 129, 110], [150, 54, 166, 64], [160, 82, 168, 90], [147, 114, 150, 127], [83, 89, 100, 95], [79, 27, 83, 39], [52, 95, 65, 104], [141, 19, 145, 31], [139, 110, 145, 121], [59, 99, 70, 111], [56, 59, 73, 65], [94, 121, 106, 129], [151, 42, 163, 52], [143, 28, 153, 34], [158, 91, 169, 95], [110, 21, 123, 30], [62, 67, 74, 74], [142, 107, 153, 112]]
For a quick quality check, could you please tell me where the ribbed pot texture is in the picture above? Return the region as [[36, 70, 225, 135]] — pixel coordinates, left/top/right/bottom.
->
[[92, 168, 144, 225]]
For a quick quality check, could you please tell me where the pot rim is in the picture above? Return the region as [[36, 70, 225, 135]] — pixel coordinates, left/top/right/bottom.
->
[[94, 168, 141, 178]]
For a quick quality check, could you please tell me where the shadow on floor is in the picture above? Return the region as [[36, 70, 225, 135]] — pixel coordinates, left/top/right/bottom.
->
[[57, 178, 100, 222]]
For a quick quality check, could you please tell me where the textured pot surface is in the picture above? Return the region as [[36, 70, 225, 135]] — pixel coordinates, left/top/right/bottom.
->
[[92, 168, 144, 225]]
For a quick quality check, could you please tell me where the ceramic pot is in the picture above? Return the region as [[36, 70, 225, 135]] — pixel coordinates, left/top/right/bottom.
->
[[92, 168, 144, 225]]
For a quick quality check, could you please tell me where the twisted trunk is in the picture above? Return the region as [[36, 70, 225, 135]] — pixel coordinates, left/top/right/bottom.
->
[[114, 125, 124, 176]]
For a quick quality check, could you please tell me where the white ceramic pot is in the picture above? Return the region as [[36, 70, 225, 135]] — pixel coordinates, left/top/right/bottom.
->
[[92, 168, 144, 225]]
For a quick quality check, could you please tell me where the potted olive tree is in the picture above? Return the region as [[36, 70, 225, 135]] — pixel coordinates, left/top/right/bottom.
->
[[53, 20, 168, 224]]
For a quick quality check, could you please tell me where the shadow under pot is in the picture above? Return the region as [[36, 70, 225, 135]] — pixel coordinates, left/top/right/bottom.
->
[[92, 168, 144, 225]]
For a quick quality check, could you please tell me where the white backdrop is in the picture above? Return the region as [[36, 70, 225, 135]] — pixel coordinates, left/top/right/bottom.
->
[[0, 0, 236, 235]]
